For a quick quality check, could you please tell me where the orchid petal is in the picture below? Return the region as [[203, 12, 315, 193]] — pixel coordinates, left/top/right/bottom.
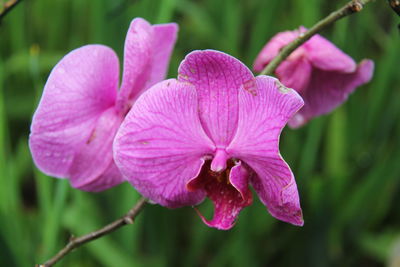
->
[[76, 161, 124, 192], [227, 76, 304, 226], [114, 79, 215, 208], [253, 26, 356, 74], [253, 30, 298, 72], [117, 19, 178, 111], [145, 23, 178, 88], [69, 107, 124, 191], [249, 160, 303, 226], [29, 45, 119, 178], [289, 59, 374, 128], [276, 56, 312, 93], [117, 18, 153, 110], [305, 34, 356, 73], [178, 50, 254, 147], [229, 161, 252, 201]]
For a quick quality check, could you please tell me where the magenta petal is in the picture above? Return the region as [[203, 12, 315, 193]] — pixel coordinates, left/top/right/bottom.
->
[[116, 19, 178, 112], [276, 56, 312, 93], [229, 161, 252, 202], [227, 76, 304, 226], [114, 79, 215, 208], [289, 59, 374, 128], [228, 76, 304, 157], [250, 160, 303, 226], [190, 161, 252, 230], [69, 107, 124, 191], [145, 23, 178, 88], [305, 34, 356, 73], [117, 18, 153, 110], [253, 30, 299, 72], [253, 26, 356, 74], [178, 50, 254, 146], [29, 45, 119, 178], [76, 161, 123, 192]]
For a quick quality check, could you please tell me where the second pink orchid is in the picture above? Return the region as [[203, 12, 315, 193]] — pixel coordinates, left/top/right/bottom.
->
[[254, 26, 374, 128], [29, 18, 177, 191]]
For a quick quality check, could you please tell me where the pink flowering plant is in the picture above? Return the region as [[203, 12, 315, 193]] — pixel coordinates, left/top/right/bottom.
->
[[254, 26, 374, 128], [29, 18, 177, 191], [27, 0, 382, 264], [114, 50, 304, 230]]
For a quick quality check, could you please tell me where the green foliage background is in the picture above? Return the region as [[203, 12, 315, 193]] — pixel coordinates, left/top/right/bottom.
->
[[0, 0, 399, 266]]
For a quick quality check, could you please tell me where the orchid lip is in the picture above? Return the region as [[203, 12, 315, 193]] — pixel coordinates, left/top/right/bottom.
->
[[184, 159, 252, 230]]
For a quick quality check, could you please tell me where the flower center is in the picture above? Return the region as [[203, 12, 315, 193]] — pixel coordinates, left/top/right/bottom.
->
[[187, 159, 235, 191], [186, 159, 253, 230], [208, 159, 235, 184]]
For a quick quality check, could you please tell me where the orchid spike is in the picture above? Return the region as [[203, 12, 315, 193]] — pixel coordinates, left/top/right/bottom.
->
[[254, 26, 374, 128], [29, 18, 178, 191], [114, 50, 304, 230]]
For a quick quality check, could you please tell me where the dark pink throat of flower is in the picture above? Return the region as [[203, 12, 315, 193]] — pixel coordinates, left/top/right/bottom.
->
[[187, 159, 253, 230]]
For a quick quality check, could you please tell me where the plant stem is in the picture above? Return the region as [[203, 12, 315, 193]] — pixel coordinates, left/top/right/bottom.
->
[[37, 197, 147, 267], [0, 0, 23, 22], [260, 0, 374, 76], [388, 0, 400, 16]]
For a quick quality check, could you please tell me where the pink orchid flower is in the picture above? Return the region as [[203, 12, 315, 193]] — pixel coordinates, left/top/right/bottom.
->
[[29, 18, 178, 191], [114, 50, 304, 230], [253, 26, 374, 128]]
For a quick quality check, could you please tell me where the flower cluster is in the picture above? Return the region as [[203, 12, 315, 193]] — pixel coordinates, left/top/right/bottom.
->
[[29, 19, 374, 230]]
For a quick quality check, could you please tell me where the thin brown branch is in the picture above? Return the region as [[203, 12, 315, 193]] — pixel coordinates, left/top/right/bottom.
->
[[388, 0, 400, 16], [260, 0, 374, 76], [0, 0, 23, 22], [37, 197, 147, 267]]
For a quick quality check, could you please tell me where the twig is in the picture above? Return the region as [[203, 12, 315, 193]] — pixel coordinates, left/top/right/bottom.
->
[[388, 0, 400, 31], [388, 0, 400, 16], [260, 0, 374, 76], [37, 197, 147, 267], [0, 0, 23, 22]]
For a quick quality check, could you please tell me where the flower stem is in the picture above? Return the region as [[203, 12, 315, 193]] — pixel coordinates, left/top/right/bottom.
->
[[260, 0, 374, 76], [0, 0, 23, 22], [37, 197, 147, 267], [388, 0, 400, 16]]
